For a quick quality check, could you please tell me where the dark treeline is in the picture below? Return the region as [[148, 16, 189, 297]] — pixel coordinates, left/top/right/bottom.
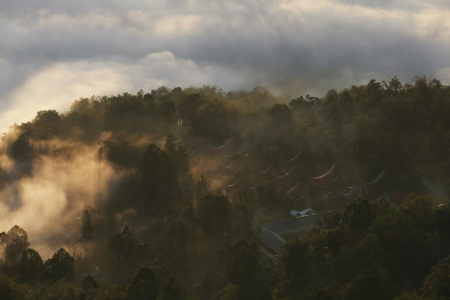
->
[[0, 77, 449, 299]]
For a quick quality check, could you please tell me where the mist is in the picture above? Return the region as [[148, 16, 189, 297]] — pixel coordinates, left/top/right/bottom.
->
[[0, 137, 122, 258]]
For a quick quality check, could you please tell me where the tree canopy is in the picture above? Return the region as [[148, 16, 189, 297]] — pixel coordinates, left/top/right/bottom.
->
[[1, 77, 450, 299]]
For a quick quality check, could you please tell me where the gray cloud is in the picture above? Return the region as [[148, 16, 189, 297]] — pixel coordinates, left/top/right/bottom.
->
[[0, 0, 449, 132]]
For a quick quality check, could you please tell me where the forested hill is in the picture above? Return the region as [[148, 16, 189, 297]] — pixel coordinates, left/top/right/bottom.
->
[[0, 77, 449, 299]]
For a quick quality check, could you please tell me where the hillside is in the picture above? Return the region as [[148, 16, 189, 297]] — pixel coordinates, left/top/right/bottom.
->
[[0, 77, 449, 299]]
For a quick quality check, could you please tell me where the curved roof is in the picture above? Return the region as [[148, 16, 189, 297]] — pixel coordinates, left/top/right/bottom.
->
[[310, 164, 337, 187], [364, 170, 386, 195], [288, 149, 303, 163], [228, 179, 241, 188], [277, 165, 296, 179], [261, 164, 272, 174], [223, 161, 234, 169], [286, 181, 302, 194], [211, 137, 233, 150], [366, 170, 386, 185]]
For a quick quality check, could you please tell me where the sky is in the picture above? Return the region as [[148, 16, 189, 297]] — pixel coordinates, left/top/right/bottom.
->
[[0, 0, 449, 133]]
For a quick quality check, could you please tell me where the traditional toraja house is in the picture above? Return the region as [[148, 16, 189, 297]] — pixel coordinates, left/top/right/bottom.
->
[[309, 164, 338, 188], [261, 164, 273, 175], [342, 170, 390, 201], [260, 149, 302, 179], [288, 149, 303, 164], [286, 181, 303, 196], [263, 161, 340, 205], [363, 170, 386, 196], [211, 137, 235, 157], [224, 147, 402, 206], [187, 138, 213, 154], [277, 165, 296, 180]]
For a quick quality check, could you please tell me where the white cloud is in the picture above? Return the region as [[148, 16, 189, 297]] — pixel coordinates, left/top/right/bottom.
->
[[0, 61, 130, 132], [0, 51, 249, 133], [0, 0, 449, 131], [414, 8, 450, 42], [436, 67, 450, 85], [153, 14, 203, 36]]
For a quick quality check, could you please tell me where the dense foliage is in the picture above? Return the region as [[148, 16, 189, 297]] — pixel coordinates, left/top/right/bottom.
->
[[0, 77, 449, 299]]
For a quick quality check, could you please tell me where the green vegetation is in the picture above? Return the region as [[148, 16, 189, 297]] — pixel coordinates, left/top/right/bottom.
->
[[0, 77, 449, 299]]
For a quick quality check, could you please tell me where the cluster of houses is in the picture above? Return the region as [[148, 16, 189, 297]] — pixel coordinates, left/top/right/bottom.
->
[[183, 137, 440, 255]]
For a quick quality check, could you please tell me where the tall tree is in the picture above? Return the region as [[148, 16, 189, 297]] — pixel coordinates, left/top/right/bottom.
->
[[43, 248, 75, 281], [1, 225, 30, 266], [108, 227, 139, 260], [81, 210, 94, 241], [196, 195, 231, 235], [19, 248, 44, 282], [128, 267, 159, 300]]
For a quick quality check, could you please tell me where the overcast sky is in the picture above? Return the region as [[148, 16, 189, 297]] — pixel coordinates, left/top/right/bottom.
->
[[0, 0, 449, 133]]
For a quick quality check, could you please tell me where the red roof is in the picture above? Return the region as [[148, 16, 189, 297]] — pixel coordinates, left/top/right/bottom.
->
[[288, 149, 303, 163], [286, 181, 303, 195], [310, 164, 337, 188], [211, 137, 233, 151], [364, 170, 386, 196]]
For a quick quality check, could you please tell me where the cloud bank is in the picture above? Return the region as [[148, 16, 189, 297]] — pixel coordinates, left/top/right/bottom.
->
[[0, 0, 449, 132]]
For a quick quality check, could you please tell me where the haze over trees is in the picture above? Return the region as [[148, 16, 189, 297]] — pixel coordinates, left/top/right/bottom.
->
[[0, 77, 449, 299]]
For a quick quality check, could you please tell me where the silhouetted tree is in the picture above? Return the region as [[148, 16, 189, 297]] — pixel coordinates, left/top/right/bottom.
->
[[128, 267, 159, 300], [10, 133, 33, 161], [158, 277, 183, 300], [196, 195, 231, 235], [81, 210, 94, 241], [1, 225, 30, 266], [19, 248, 44, 282], [43, 248, 74, 281], [278, 237, 309, 281], [108, 227, 139, 260]]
